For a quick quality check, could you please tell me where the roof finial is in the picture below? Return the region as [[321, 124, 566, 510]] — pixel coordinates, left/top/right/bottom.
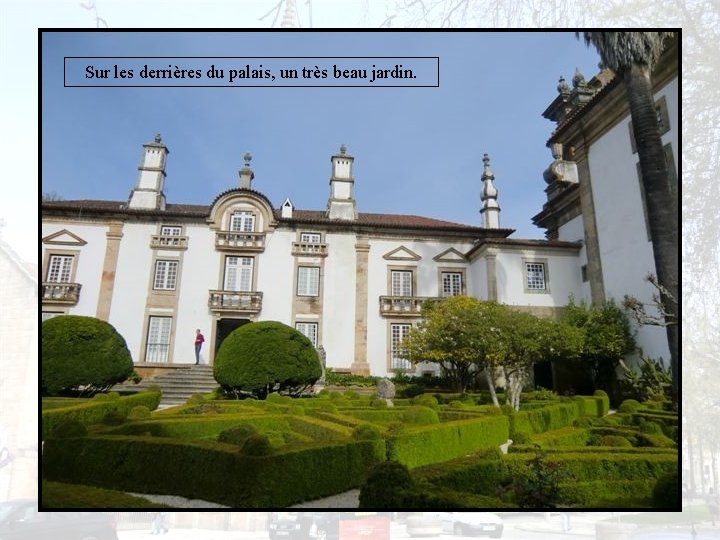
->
[[239, 152, 254, 189], [480, 153, 500, 229], [339, 144, 347, 155], [557, 76, 570, 94], [154, 133, 162, 143], [572, 67, 586, 88]]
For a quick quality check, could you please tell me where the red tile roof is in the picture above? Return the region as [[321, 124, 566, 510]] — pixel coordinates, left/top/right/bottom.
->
[[42, 199, 515, 236]]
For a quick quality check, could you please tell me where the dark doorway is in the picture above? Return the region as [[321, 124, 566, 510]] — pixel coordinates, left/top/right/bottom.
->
[[533, 362, 554, 391], [215, 318, 251, 355]]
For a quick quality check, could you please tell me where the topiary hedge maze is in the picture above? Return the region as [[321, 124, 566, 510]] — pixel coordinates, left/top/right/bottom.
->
[[41, 391, 676, 508]]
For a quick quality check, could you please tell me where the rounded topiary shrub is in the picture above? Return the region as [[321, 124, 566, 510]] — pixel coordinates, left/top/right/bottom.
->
[[652, 471, 679, 508], [598, 435, 633, 447], [618, 399, 641, 413], [42, 315, 134, 396], [359, 461, 414, 508], [214, 321, 322, 399], [102, 410, 126, 426], [512, 432, 532, 445], [593, 389, 609, 398], [411, 394, 440, 410], [241, 434, 273, 456], [50, 420, 88, 439], [402, 405, 440, 425], [127, 405, 151, 420], [344, 390, 360, 400], [371, 398, 389, 408], [352, 424, 383, 441], [218, 423, 259, 446], [639, 421, 664, 435]]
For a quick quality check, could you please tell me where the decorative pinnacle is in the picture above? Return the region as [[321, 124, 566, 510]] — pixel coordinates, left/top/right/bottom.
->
[[339, 144, 347, 155], [243, 152, 252, 167], [572, 67, 586, 88], [154, 134, 162, 143], [557, 76, 570, 94], [482, 153, 494, 180]]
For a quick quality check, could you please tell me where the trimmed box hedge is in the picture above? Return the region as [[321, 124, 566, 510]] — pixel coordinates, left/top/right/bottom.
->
[[42, 390, 161, 439], [42, 434, 384, 507], [387, 415, 509, 469], [527, 426, 591, 448], [286, 415, 354, 441], [415, 450, 676, 503], [557, 479, 658, 507], [110, 414, 292, 439], [508, 402, 581, 438]]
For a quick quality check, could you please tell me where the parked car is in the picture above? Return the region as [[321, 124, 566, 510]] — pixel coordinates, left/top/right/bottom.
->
[[0, 500, 118, 540], [437, 512, 503, 538], [268, 512, 391, 540], [406, 513, 443, 537]]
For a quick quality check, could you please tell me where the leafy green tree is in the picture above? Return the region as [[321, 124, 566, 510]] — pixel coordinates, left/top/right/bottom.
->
[[495, 310, 583, 410], [213, 320, 321, 399], [42, 315, 133, 396], [401, 296, 507, 401], [580, 32, 678, 403], [561, 297, 636, 396]]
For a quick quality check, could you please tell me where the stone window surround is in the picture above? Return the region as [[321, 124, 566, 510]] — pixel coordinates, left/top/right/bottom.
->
[[140, 314, 174, 364], [42, 248, 80, 284], [295, 320, 319, 347], [387, 321, 413, 372], [522, 257, 550, 294], [387, 264, 417, 296], [296, 265, 321, 297], [437, 266, 467, 297], [152, 259, 180, 291], [148, 253, 182, 295]]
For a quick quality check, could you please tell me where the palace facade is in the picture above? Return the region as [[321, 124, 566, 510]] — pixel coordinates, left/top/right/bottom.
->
[[41, 40, 677, 378]]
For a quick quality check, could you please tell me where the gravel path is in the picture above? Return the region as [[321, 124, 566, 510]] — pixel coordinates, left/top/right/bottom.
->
[[126, 489, 359, 509]]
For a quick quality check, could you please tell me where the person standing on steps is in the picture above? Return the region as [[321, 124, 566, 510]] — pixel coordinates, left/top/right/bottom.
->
[[194, 329, 205, 364]]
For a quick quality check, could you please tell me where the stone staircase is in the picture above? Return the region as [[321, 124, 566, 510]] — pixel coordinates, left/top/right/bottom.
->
[[114, 365, 218, 407]]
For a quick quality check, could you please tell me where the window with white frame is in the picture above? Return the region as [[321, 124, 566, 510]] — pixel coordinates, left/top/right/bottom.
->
[[391, 323, 412, 370], [160, 225, 182, 236], [525, 262, 547, 291], [230, 211, 255, 232], [146, 316, 172, 363], [153, 260, 179, 290], [295, 322, 318, 347], [391, 270, 413, 296], [46, 254, 74, 283], [224, 256, 253, 291], [441, 272, 463, 297], [300, 232, 322, 243], [297, 266, 320, 296]]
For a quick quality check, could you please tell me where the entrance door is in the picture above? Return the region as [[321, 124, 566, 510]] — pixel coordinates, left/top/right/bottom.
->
[[215, 318, 251, 356]]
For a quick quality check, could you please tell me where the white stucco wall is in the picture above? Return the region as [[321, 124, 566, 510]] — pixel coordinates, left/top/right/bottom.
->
[[587, 77, 677, 361], [41, 222, 108, 317], [557, 214, 591, 301], [257, 229, 295, 325], [109, 222, 158, 363], [322, 232, 358, 371], [494, 248, 583, 308], [173, 225, 219, 364]]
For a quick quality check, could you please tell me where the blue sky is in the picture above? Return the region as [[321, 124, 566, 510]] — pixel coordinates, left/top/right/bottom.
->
[[42, 31, 600, 239]]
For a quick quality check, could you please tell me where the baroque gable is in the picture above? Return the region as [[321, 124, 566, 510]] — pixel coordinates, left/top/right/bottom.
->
[[42, 229, 87, 246], [382, 245, 421, 261]]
